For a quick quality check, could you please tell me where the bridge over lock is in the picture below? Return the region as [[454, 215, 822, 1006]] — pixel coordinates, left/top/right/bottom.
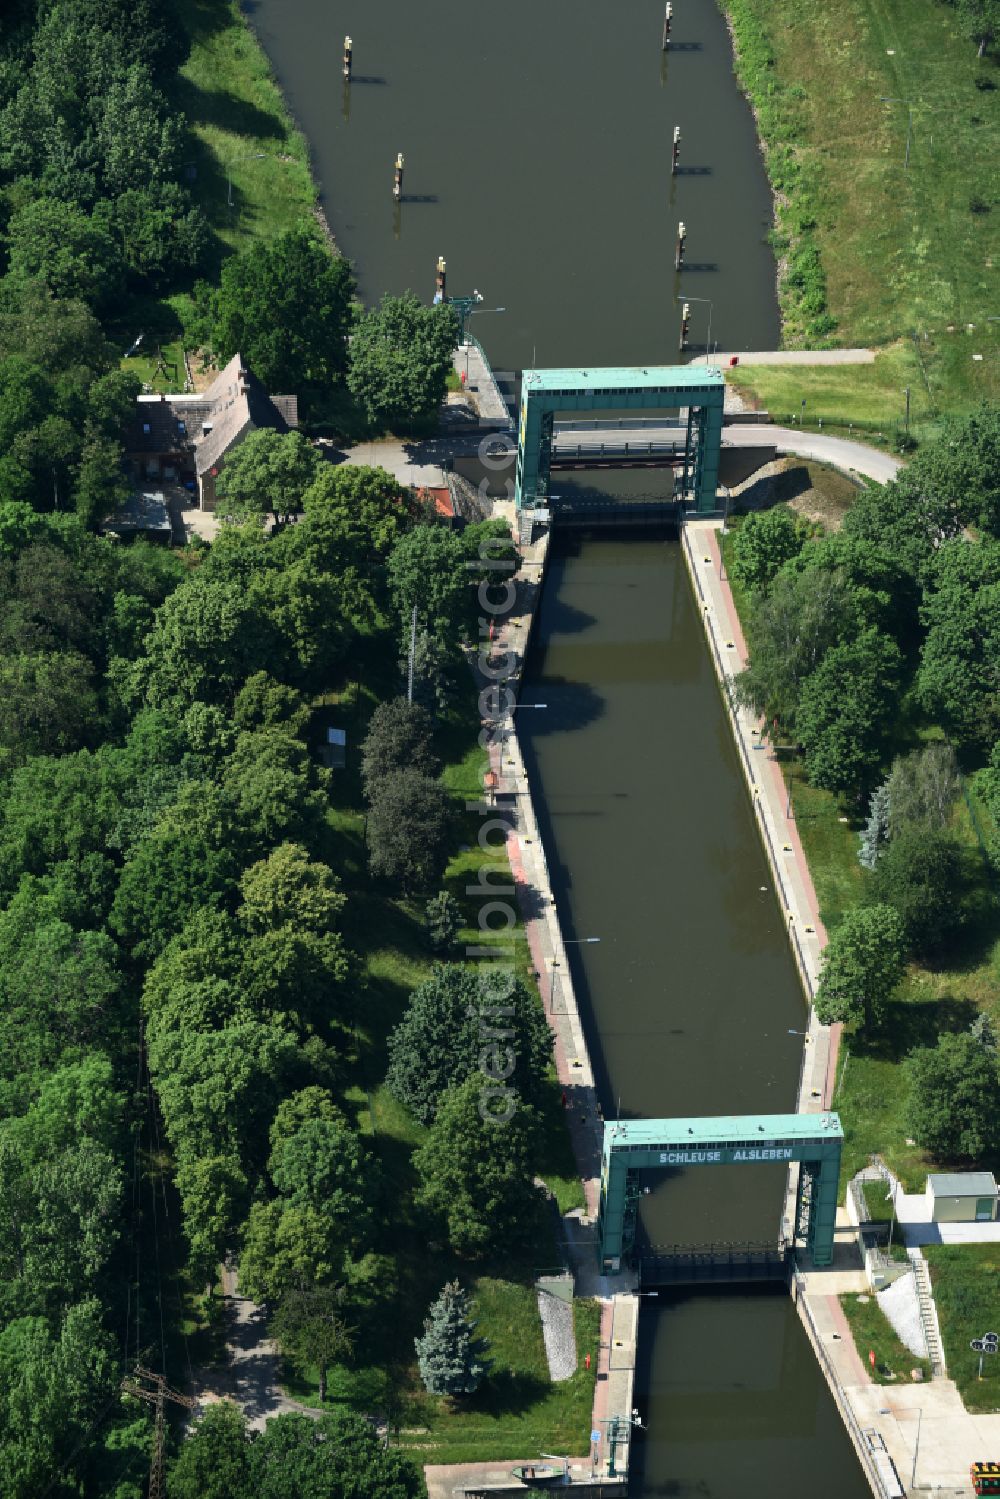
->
[[598, 1112, 844, 1283]]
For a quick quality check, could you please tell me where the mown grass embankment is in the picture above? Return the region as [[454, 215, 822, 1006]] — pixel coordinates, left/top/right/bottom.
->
[[723, 0, 999, 421], [176, 0, 318, 260], [839, 1292, 932, 1385]]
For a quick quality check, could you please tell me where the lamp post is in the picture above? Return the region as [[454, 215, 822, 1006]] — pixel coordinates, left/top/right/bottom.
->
[[683, 294, 713, 362], [227, 151, 267, 207], [879, 97, 916, 169], [549, 937, 601, 1011]]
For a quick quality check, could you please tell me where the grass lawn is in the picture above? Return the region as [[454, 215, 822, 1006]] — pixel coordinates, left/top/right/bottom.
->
[[175, 0, 317, 263], [924, 1244, 1000, 1412], [862, 1180, 895, 1224], [724, 0, 1000, 416], [839, 1292, 931, 1385], [727, 344, 938, 444]]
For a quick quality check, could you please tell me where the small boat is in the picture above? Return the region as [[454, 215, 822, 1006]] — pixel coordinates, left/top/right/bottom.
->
[[510, 1464, 564, 1487]]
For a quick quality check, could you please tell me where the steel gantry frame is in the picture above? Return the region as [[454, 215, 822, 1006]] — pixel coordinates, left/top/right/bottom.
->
[[514, 364, 725, 514], [597, 1112, 844, 1272]]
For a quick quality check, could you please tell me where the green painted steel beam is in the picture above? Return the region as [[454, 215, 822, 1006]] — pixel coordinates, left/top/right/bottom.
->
[[596, 1112, 843, 1272], [515, 364, 725, 516]]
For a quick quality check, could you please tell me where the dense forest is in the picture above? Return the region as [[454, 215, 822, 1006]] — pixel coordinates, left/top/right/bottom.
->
[[0, 3, 516, 1495]]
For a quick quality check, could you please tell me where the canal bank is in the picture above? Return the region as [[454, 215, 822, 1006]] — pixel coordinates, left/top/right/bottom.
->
[[515, 514, 873, 1499]]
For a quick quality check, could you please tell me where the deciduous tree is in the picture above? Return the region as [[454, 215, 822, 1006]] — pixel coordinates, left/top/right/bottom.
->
[[905, 1032, 1000, 1161], [814, 904, 906, 1032]]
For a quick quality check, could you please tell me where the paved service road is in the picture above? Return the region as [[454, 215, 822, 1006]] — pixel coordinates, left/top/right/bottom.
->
[[725, 424, 902, 484], [335, 421, 902, 490]]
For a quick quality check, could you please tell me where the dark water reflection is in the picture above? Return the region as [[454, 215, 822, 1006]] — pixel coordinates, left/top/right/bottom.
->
[[248, 0, 779, 370], [520, 520, 868, 1498]]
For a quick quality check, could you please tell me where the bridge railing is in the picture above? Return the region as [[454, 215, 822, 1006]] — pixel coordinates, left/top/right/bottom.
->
[[553, 416, 687, 434]]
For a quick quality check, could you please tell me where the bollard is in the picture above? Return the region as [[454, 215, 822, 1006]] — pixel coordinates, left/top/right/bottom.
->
[[662, 1, 672, 48], [393, 152, 404, 201], [342, 34, 352, 80], [678, 301, 690, 352], [674, 219, 686, 271], [671, 125, 681, 176], [435, 255, 446, 304]]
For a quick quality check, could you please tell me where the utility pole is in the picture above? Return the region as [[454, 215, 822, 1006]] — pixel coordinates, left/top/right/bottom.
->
[[121, 1366, 198, 1499], [407, 603, 418, 703]]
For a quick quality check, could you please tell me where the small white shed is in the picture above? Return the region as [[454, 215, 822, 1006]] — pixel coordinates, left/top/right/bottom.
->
[[925, 1171, 999, 1223]]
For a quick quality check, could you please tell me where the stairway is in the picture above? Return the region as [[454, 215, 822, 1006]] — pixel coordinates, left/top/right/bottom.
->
[[907, 1248, 945, 1375], [518, 511, 534, 548]]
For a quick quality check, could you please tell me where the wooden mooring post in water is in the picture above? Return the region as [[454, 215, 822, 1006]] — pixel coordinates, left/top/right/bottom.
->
[[678, 301, 690, 352], [674, 219, 686, 271], [671, 125, 681, 175], [393, 152, 404, 201], [342, 35, 352, 80], [662, 2, 672, 48]]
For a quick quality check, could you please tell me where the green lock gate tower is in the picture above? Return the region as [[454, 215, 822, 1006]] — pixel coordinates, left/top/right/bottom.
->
[[597, 1112, 844, 1272], [514, 364, 725, 514]]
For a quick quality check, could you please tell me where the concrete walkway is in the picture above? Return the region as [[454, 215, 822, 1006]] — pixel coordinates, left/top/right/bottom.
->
[[192, 1263, 319, 1432], [692, 349, 878, 366]]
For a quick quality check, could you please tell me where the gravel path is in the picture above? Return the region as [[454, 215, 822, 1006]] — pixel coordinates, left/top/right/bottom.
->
[[537, 1291, 577, 1382], [877, 1273, 928, 1361]]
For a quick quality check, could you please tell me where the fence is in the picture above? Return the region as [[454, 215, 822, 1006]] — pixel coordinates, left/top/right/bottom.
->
[[790, 1270, 898, 1499]]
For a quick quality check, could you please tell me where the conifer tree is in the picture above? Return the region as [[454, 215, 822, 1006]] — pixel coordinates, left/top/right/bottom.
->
[[414, 1281, 490, 1398]]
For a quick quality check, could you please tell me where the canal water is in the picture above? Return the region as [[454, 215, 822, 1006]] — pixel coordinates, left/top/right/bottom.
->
[[248, 1, 868, 1492], [248, 0, 779, 369], [519, 518, 870, 1498]]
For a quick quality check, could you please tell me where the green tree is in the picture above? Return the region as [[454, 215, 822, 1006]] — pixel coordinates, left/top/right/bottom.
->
[[302, 463, 419, 559], [347, 293, 459, 431], [166, 1401, 250, 1499], [916, 540, 1000, 753], [361, 696, 439, 801], [413, 1078, 545, 1258], [886, 743, 960, 837], [425, 889, 461, 952], [0, 650, 98, 763], [386, 965, 551, 1124], [239, 843, 346, 934], [730, 506, 805, 595], [136, 578, 279, 711], [386, 526, 471, 648], [795, 630, 902, 800], [0, 1298, 117, 1499], [240, 1201, 341, 1304], [5, 198, 124, 310], [271, 1285, 352, 1403], [246, 1411, 425, 1499], [905, 1032, 1000, 1161], [216, 430, 321, 525], [955, 0, 1000, 54], [367, 768, 455, 892], [214, 226, 355, 395], [814, 904, 906, 1032], [415, 1281, 490, 1399], [174, 1153, 249, 1290], [233, 672, 310, 736], [269, 1119, 374, 1239], [736, 567, 871, 730], [74, 434, 131, 527], [870, 825, 965, 959]]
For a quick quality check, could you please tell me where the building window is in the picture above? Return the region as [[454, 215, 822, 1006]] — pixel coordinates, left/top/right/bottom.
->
[[177, 420, 187, 435], [142, 423, 151, 435]]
